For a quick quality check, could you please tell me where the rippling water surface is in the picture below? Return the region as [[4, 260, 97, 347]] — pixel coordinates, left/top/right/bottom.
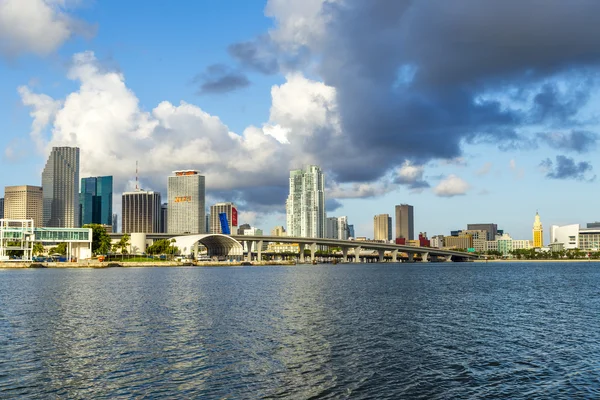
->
[[1, 262, 600, 399]]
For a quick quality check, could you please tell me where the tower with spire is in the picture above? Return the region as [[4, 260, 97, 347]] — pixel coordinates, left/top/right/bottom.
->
[[532, 211, 543, 248]]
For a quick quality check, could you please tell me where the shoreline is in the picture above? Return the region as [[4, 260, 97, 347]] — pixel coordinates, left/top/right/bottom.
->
[[474, 258, 599, 263], [0, 260, 298, 269]]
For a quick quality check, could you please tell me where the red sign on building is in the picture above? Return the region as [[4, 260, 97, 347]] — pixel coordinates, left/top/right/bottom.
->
[[232, 207, 238, 226]]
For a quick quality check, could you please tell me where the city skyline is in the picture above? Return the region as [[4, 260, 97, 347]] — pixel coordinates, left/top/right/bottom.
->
[[2, 1, 600, 240]]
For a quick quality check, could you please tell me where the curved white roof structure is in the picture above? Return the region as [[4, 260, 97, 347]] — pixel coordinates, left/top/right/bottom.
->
[[171, 234, 243, 257]]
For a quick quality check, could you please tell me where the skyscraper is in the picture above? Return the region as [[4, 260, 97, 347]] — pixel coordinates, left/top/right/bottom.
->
[[0, 198, 3, 219], [42, 146, 80, 227], [374, 214, 392, 241], [467, 223, 498, 241], [4, 185, 43, 226], [112, 213, 118, 233], [167, 170, 205, 234], [210, 202, 237, 234], [533, 211, 543, 248], [395, 204, 414, 240], [121, 191, 161, 233], [160, 203, 168, 233], [286, 165, 326, 238], [79, 176, 113, 227]]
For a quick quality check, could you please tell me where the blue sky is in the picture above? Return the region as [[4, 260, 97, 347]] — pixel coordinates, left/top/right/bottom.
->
[[1, 0, 599, 241]]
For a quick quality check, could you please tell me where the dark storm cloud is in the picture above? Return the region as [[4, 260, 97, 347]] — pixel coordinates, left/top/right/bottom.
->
[[326, 198, 342, 212], [309, 0, 600, 183], [540, 155, 594, 181], [228, 37, 279, 75], [212, 186, 288, 214], [537, 130, 598, 153], [193, 64, 250, 94]]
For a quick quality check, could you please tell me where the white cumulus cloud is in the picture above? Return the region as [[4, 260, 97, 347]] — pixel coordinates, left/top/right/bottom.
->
[[433, 174, 470, 197], [0, 0, 94, 58]]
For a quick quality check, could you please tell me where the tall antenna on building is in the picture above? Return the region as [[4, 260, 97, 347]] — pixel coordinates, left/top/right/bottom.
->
[[135, 160, 139, 191]]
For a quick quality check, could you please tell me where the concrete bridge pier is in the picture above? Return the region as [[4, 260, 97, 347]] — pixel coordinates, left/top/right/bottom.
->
[[445, 254, 452, 262], [257, 240, 263, 261], [408, 253, 414, 263], [342, 247, 349, 263], [421, 252, 429, 263], [193, 242, 199, 260], [392, 249, 398, 263], [311, 242, 317, 263], [378, 250, 385, 262], [299, 243, 306, 263], [245, 241, 254, 261], [354, 246, 362, 263]]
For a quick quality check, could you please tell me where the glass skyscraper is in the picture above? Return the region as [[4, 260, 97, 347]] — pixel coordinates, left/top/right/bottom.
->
[[285, 165, 326, 238], [79, 176, 113, 227], [42, 146, 80, 228]]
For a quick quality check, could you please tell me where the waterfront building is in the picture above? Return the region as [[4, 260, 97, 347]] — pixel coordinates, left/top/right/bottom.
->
[[532, 212, 543, 248], [586, 222, 600, 229], [122, 190, 161, 233], [578, 228, 600, 251], [238, 223, 251, 235], [444, 234, 473, 250], [550, 224, 579, 250], [79, 176, 113, 227], [167, 170, 205, 234], [466, 223, 498, 241], [374, 214, 392, 241], [271, 226, 286, 236], [286, 165, 326, 238], [4, 185, 43, 227], [210, 202, 237, 234], [42, 146, 80, 227], [112, 213, 118, 233], [485, 233, 532, 256], [267, 242, 299, 253], [395, 204, 414, 240], [160, 203, 168, 233]]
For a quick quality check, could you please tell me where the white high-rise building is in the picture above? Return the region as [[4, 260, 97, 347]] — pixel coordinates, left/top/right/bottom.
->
[[286, 165, 326, 238], [42, 146, 80, 227], [326, 216, 349, 240], [167, 170, 205, 234]]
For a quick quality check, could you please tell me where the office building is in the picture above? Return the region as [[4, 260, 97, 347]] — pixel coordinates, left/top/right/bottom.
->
[[160, 203, 168, 233], [42, 146, 80, 227], [586, 222, 600, 229], [395, 204, 414, 240], [210, 202, 237, 234], [374, 214, 392, 241], [444, 234, 473, 250], [467, 223, 498, 241], [348, 224, 355, 239], [238, 223, 251, 235], [122, 191, 161, 233], [325, 216, 349, 240], [79, 176, 113, 227], [167, 170, 205, 234], [286, 165, 326, 238], [4, 185, 43, 227], [532, 211, 543, 248], [0, 198, 3, 219]]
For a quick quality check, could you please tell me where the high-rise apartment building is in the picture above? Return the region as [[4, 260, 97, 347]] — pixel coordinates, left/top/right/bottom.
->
[[112, 213, 118, 233], [167, 171, 205, 234], [395, 204, 414, 240], [374, 214, 392, 241], [210, 202, 237, 234], [0, 198, 3, 219], [326, 217, 339, 239], [533, 211, 543, 248], [42, 146, 80, 227], [4, 185, 43, 227], [286, 165, 326, 238], [121, 191, 161, 233], [466, 223, 498, 241], [79, 176, 113, 227]]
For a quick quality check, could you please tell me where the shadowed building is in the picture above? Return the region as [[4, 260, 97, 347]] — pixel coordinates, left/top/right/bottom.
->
[[79, 176, 113, 227], [122, 191, 161, 233], [395, 204, 414, 240], [42, 146, 80, 227]]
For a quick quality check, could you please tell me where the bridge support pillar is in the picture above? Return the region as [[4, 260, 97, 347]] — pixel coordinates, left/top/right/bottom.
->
[[246, 241, 254, 261], [378, 250, 385, 262], [257, 240, 263, 262], [310, 243, 317, 263], [392, 249, 398, 263], [408, 253, 414, 263], [445, 254, 452, 262], [342, 247, 348, 263], [421, 252, 429, 262], [354, 246, 362, 263], [193, 242, 199, 260], [299, 243, 305, 263]]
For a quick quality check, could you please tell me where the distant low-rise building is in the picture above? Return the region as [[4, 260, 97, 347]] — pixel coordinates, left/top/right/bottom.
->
[[271, 226, 286, 236], [430, 235, 444, 248], [444, 234, 473, 250]]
